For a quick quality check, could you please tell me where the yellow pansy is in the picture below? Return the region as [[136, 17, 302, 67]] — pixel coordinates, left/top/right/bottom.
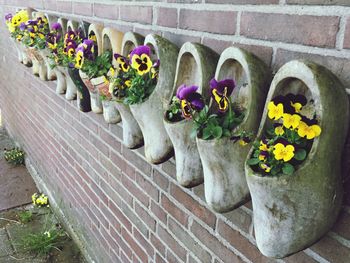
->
[[274, 125, 284, 136], [131, 53, 153, 75], [259, 140, 269, 151], [212, 87, 229, 112], [282, 113, 301, 130], [291, 102, 303, 113], [75, 50, 84, 69], [273, 143, 295, 162], [297, 121, 321, 140], [267, 102, 284, 120]]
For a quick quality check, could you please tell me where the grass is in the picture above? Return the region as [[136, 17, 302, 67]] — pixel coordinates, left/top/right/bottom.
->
[[18, 211, 33, 224], [17, 214, 67, 256]]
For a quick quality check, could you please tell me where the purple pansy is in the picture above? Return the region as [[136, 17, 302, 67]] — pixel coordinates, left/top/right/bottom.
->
[[129, 45, 150, 59], [51, 22, 62, 31], [176, 85, 205, 119], [209, 78, 235, 97], [19, 22, 26, 31]]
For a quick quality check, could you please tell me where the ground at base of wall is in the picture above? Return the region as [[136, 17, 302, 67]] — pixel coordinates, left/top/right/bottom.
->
[[0, 205, 86, 263]]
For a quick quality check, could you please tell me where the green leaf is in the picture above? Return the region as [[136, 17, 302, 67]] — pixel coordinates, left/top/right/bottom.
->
[[294, 149, 307, 161], [247, 158, 260, 165], [282, 163, 295, 175], [211, 126, 223, 139], [202, 128, 212, 140]]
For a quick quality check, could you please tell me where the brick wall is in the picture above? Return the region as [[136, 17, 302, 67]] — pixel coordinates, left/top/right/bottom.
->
[[1, 1, 350, 263]]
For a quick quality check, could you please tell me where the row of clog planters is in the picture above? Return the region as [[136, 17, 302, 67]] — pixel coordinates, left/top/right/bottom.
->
[[5, 8, 349, 259]]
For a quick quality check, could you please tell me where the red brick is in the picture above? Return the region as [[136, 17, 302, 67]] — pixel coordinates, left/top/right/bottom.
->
[[153, 169, 169, 191], [151, 233, 166, 256], [168, 218, 212, 263], [109, 200, 132, 231], [161, 194, 188, 226], [122, 147, 152, 175], [157, 7, 178, 28], [120, 5, 153, 24], [121, 174, 149, 207], [151, 200, 167, 224], [241, 12, 339, 48], [286, 0, 350, 5], [311, 236, 350, 263], [94, 3, 119, 20], [99, 127, 121, 153], [202, 38, 232, 54], [135, 202, 156, 232], [284, 252, 318, 263], [223, 207, 252, 234], [110, 226, 133, 259], [166, 249, 181, 263], [170, 183, 216, 228], [179, 9, 237, 34], [191, 221, 244, 263], [121, 227, 148, 263], [161, 159, 177, 179], [73, 1, 93, 16], [136, 171, 159, 201], [217, 219, 271, 262], [133, 228, 154, 257], [344, 18, 350, 49], [155, 253, 167, 263], [158, 225, 187, 261]]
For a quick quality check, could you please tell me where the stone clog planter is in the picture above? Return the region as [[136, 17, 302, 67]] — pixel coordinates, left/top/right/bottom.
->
[[196, 47, 271, 213], [79, 23, 104, 114], [245, 60, 349, 258], [129, 34, 179, 164], [68, 68, 91, 112], [27, 46, 47, 81], [115, 32, 144, 149], [164, 42, 219, 187], [98, 27, 123, 123]]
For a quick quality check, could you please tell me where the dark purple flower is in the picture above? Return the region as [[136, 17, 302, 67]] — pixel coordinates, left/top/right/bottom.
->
[[114, 53, 129, 72], [130, 45, 150, 59], [209, 78, 235, 97], [176, 84, 204, 119], [176, 84, 198, 100], [209, 78, 235, 112], [51, 22, 62, 31]]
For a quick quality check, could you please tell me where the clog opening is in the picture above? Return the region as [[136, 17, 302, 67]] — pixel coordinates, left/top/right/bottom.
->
[[123, 40, 136, 57], [175, 52, 199, 94], [103, 34, 112, 53], [214, 58, 249, 114]]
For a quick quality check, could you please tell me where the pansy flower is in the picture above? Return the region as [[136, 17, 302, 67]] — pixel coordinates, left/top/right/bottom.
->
[[239, 136, 251, 146], [209, 78, 235, 113], [10, 10, 29, 27], [51, 22, 62, 31], [297, 116, 321, 140], [176, 85, 205, 119], [282, 113, 301, 130], [130, 45, 153, 76], [273, 143, 295, 162], [259, 139, 269, 151], [260, 163, 271, 173], [286, 93, 307, 113], [267, 101, 284, 120], [274, 123, 284, 136], [258, 151, 269, 161], [114, 53, 130, 72], [66, 41, 77, 57]]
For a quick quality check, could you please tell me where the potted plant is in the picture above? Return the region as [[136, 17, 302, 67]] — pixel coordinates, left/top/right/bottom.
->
[[126, 35, 179, 164], [107, 32, 144, 149], [19, 13, 50, 80], [192, 47, 270, 212], [4, 10, 31, 66], [245, 60, 349, 258], [78, 24, 103, 113], [163, 42, 218, 187]]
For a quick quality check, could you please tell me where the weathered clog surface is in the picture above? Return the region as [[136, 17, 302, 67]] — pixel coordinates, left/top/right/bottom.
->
[[197, 47, 271, 212], [245, 60, 349, 258], [164, 42, 219, 187]]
